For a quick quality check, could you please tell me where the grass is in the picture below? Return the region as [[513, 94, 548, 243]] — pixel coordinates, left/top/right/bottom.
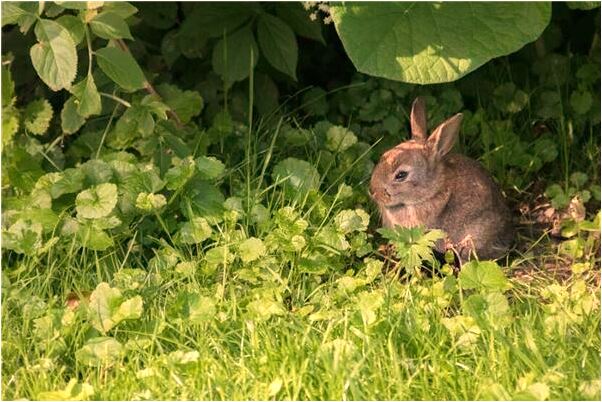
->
[[2, 112, 600, 400], [2, 42, 601, 401]]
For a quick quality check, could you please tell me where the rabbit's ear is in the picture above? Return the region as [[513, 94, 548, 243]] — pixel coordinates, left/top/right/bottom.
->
[[426, 113, 463, 161], [410, 97, 428, 142]]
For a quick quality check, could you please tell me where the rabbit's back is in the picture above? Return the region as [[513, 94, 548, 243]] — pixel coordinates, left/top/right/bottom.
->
[[438, 154, 514, 259]]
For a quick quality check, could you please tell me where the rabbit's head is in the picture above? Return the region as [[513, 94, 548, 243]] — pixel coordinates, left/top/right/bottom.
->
[[370, 98, 463, 209]]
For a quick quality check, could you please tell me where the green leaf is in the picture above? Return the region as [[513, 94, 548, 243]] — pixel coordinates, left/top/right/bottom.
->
[[275, 3, 324, 43], [493, 83, 529, 114], [325, 125, 357, 152], [334, 209, 370, 234], [570, 172, 588, 188], [238, 237, 267, 263], [95, 46, 146, 92], [246, 298, 285, 321], [181, 181, 225, 223], [257, 13, 298, 80], [212, 25, 258, 85], [176, 217, 212, 245], [459, 260, 511, 292], [23, 99, 53, 135], [156, 84, 203, 124], [272, 157, 320, 195], [570, 90, 593, 114], [135, 192, 166, 212], [61, 97, 86, 134], [165, 157, 196, 190], [103, 2, 138, 18], [50, 168, 85, 198], [566, 2, 600, 10], [56, 15, 85, 45], [171, 292, 216, 324], [90, 11, 133, 40], [37, 379, 95, 401], [75, 336, 123, 367], [3, 2, 38, 33], [76, 183, 118, 219], [195, 156, 225, 180], [88, 282, 143, 333], [187, 3, 255, 38], [330, 3, 551, 84], [30, 19, 77, 91], [70, 75, 101, 117]]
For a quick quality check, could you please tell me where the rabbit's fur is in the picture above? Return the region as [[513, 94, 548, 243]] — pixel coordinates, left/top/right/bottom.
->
[[370, 98, 514, 261]]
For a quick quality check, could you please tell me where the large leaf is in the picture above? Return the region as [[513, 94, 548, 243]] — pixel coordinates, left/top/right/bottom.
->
[[70, 75, 101, 117], [75, 183, 118, 219], [330, 2, 551, 84], [188, 3, 256, 38], [90, 11, 133, 40], [30, 19, 77, 91], [88, 282, 143, 333], [212, 25, 258, 85], [95, 46, 146, 92], [257, 13, 298, 80]]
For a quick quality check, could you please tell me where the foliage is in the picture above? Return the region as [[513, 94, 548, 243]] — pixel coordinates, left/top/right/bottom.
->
[[1, 2, 600, 401], [330, 2, 552, 84]]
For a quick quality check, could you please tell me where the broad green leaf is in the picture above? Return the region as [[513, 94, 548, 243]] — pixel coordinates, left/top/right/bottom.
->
[[570, 172, 588, 188], [80, 159, 114, 185], [3, 2, 38, 33], [37, 379, 95, 401], [135, 192, 166, 212], [275, 3, 324, 43], [177, 217, 212, 244], [103, 2, 138, 18], [334, 209, 370, 234], [95, 46, 145, 92], [71, 75, 101, 117], [273, 157, 320, 194], [325, 125, 357, 152], [493, 83, 529, 114], [257, 13, 298, 80], [356, 290, 384, 326], [212, 25, 258, 85], [56, 15, 85, 45], [75, 183, 118, 219], [459, 260, 511, 292], [181, 181, 225, 222], [55, 2, 103, 10], [165, 157, 196, 190], [238, 237, 266, 263], [2, 219, 43, 255], [330, 3, 551, 84], [570, 90, 593, 114], [88, 282, 143, 333], [75, 336, 123, 366], [246, 298, 285, 321], [170, 292, 215, 324], [77, 224, 113, 251], [90, 11, 133, 40], [23, 98, 53, 135], [50, 168, 85, 198], [30, 19, 77, 91], [566, 2, 600, 10], [156, 84, 203, 124], [61, 97, 86, 134], [195, 156, 225, 180], [188, 3, 255, 38]]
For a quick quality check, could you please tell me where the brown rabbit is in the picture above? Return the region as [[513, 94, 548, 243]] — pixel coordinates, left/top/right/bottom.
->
[[370, 97, 514, 262]]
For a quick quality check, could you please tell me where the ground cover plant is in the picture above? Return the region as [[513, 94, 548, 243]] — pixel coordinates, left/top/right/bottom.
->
[[1, 1, 600, 400]]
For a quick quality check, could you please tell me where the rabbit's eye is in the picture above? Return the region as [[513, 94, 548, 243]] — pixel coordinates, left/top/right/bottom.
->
[[394, 171, 409, 182]]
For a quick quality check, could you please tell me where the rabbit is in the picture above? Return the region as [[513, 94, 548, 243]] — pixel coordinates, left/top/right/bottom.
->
[[370, 97, 514, 262]]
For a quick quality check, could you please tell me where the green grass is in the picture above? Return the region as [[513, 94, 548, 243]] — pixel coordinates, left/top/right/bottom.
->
[[2, 118, 600, 399]]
